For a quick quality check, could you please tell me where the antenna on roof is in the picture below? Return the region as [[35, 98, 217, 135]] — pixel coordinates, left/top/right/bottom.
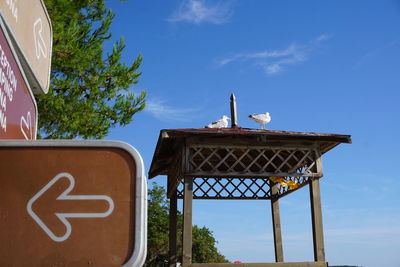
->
[[230, 93, 238, 128]]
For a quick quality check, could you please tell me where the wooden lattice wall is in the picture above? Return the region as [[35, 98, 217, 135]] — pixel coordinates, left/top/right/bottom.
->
[[171, 143, 322, 200]]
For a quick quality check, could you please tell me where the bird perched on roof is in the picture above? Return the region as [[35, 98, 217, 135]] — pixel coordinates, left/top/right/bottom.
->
[[249, 112, 271, 129], [205, 115, 231, 128]]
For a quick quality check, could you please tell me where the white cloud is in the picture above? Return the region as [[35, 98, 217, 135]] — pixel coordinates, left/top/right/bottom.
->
[[145, 98, 200, 122], [353, 39, 400, 69], [217, 34, 333, 75], [264, 63, 282, 74], [218, 44, 299, 67], [315, 33, 334, 42], [168, 0, 233, 24]]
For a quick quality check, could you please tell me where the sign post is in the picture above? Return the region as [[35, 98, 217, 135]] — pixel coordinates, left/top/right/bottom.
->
[[0, 19, 37, 139], [0, 0, 52, 94], [0, 140, 147, 267]]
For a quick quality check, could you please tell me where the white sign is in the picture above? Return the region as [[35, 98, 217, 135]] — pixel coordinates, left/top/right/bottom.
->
[[0, 0, 52, 94]]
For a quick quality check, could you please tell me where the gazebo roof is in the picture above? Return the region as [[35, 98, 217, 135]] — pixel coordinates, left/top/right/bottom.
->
[[149, 127, 351, 179]]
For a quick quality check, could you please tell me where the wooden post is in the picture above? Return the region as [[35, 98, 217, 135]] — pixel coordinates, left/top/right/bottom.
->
[[271, 183, 284, 262], [169, 189, 178, 267], [309, 178, 325, 262], [182, 176, 193, 266]]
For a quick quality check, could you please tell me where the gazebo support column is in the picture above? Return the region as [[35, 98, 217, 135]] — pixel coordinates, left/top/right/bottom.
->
[[182, 176, 193, 267], [169, 189, 177, 267], [309, 178, 325, 262], [271, 183, 284, 262]]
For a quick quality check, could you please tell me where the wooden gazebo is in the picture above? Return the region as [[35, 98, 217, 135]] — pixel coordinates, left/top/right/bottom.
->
[[149, 127, 351, 267]]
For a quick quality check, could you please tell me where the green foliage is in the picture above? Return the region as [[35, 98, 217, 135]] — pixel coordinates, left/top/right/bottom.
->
[[146, 183, 229, 266], [192, 226, 228, 263], [38, 0, 145, 139], [147, 183, 171, 265]]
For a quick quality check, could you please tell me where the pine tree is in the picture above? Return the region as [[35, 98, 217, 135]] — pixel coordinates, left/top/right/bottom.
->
[[37, 0, 145, 139]]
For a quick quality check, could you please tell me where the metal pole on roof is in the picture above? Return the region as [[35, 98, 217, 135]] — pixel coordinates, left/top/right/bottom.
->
[[230, 93, 238, 128]]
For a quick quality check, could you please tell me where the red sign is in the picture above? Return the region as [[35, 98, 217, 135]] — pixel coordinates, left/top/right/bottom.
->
[[0, 140, 147, 267], [0, 19, 37, 139]]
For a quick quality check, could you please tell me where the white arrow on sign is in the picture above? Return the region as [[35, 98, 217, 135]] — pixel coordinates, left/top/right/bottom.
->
[[33, 18, 47, 59], [27, 172, 114, 242], [20, 111, 33, 140]]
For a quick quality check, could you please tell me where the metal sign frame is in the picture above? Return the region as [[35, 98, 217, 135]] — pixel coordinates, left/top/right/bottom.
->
[[0, 18, 38, 139], [0, 140, 147, 267]]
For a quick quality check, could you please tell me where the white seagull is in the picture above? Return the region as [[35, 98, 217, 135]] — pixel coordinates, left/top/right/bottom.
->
[[206, 115, 231, 128], [249, 112, 271, 129]]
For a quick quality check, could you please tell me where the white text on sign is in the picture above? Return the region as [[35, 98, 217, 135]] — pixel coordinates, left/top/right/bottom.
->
[[0, 43, 18, 132]]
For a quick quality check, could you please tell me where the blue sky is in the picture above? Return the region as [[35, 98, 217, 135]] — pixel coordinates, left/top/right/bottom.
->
[[105, 1, 400, 266]]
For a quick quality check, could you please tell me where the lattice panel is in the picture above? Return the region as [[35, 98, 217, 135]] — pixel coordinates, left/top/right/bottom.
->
[[176, 177, 272, 199], [276, 176, 311, 198], [187, 145, 320, 177]]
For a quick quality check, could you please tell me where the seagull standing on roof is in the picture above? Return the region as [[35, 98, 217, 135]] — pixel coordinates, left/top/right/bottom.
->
[[205, 115, 231, 128], [249, 112, 271, 129]]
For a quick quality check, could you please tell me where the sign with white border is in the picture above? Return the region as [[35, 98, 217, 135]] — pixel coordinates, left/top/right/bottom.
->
[[0, 140, 147, 267], [0, 18, 37, 139], [0, 0, 52, 94]]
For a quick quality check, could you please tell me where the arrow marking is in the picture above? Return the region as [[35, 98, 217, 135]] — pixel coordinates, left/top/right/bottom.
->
[[27, 172, 114, 242], [33, 18, 47, 59], [20, 111, 32, 140]]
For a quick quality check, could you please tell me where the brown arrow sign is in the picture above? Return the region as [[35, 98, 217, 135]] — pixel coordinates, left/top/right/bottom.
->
[[0, 140, 147, 267], [0, 0, 52, 94], [0, 18, 37, 139]]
